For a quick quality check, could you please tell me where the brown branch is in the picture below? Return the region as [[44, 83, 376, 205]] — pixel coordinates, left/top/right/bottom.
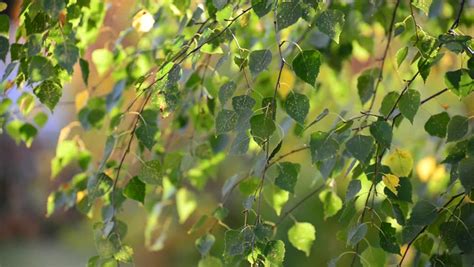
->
[[367, 0, 401, 112]]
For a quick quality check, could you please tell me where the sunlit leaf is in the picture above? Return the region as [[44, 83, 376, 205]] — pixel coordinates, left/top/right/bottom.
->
[[316, 9, 345, 43], [385, 148, 413, 177], [288, 222, 315, 256], [176, 188, 197, 223]]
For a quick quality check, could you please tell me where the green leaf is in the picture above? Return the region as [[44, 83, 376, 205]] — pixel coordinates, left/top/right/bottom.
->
[[123, 176, 145, 204], [212, 0, 227, 9], [198, 256, 223, 267], [232, 95, 256, 113], [176, 188, 197, 223], [0, 14, 9, 34], [288, 222, 316, 256], [18, 93, 35, 116], [345, 135, 374, 163], [345, 179, 361, 203], [275, 162, 300, 193], [319, 190, 343, 219], [396, 46, 408, 67], [379, 91, 400, 117], [80, 58, 90, 86], [398, 89, 420, 123], [135, 109, 158, 150], [385, 148, 413, 177], [114, 245, 133, 263], [250, 113, 275, 146], [239, 177, 260, 196], [285, 92, 309, 124], [276, 2, 302, 31], [412, 0, 432, 15], [407, 200, 437, 226], [224, 229, 244, 258], [40, 0, 66, 18], [414, 234, 434, 255], [292, 50, 321, 87], [379, 222, 400, 254], [315, 9, 345, 43], [249, 49, 272, 77], [87, 172, 113, 202], [19, 123, 37, 148], [0, 36, 8, 62], [263, 184, 289, 216], [92, 48, 114, 75], [357, 68, 379, 104], [347, 223, 368, 248], [370, 120, 392, 149], [216, 109, 238, 134], [55, 41, 79, 74], [218, 81, 237, 105], [33, 80, 62, 111], [446, 115, 468, 142], [29, 56, 54, 82], [458, 157, 474, 191], [360, 246, 386, 267], [309, 131, 339, 162], [385, 177, 412, 203], [138, 160, 162, 185], [251, 0, 272, 17], [0, 98, 12, 115], [196, 233, 215, 256], [424, 112, 450, 138], [264, 240, 285, 266], [445, 69, 474, 98], [213, 206, 229, 221], [34, 112, 48, 128]]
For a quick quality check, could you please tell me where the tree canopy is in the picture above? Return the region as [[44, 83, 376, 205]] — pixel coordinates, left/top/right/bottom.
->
[[0, 0, 473, 266]]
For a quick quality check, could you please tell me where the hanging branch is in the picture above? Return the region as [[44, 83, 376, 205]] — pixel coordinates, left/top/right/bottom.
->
[[366, 0, 401, 113]]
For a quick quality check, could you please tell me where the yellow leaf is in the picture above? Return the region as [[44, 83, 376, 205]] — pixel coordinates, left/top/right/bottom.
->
[[132, 9, 155, 33], [385, 148, 413, 177], [278, 67, 295, 99], [383, 174, 400, 194], [75, 90, 89, 112]]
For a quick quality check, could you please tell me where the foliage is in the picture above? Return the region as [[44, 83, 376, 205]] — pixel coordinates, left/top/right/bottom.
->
[[0, 0, 473, 266]]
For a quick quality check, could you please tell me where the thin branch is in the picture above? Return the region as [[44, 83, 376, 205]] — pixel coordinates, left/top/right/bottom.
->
[[266, 145, 310, 169], [366, 0, 401, 112], [275, 182, 327, 226], [385, 0, 466, 122]]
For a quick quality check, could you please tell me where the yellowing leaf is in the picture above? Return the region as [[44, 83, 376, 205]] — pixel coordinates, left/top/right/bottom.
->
[[75, 90, 89, 112], [383, 174, 400, 194], [132, 9, 155, 33], [385, 148, 413, 177], [278, 67, 295, 99]]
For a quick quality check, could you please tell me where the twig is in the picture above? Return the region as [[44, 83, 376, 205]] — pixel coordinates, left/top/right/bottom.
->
[[366, 0, 401, 113], [265, 145, 310, 169], [275, 182, 326, 226]]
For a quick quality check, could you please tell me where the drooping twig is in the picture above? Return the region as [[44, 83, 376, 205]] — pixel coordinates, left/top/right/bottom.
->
[[366, 0, 401, 113]]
